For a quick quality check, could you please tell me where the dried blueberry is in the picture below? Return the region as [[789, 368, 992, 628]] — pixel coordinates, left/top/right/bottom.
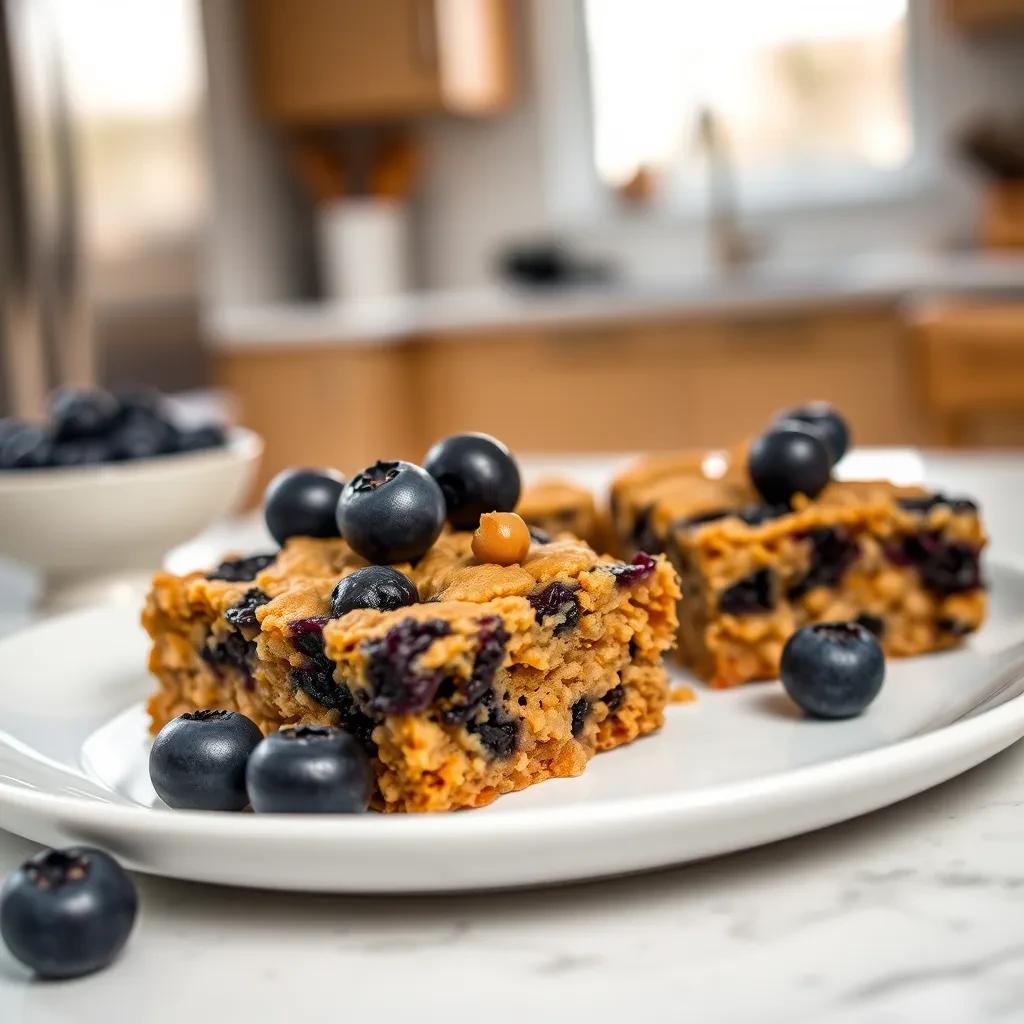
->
[[898, 493, 978, 515], [466, 690, 518, 758], [719, 568, 774, 615], [362, 618, 452, 714], [855, 613, 885, 639], [442, 616, 509, 723], [224, 588, 270, 630], [286, 618, 376, 746], [898, 535, 982, 596], [208, 553, 276, 583], [601, 684, 625, 713], [570, 697, 590, 737], [201, 630, 256, 675], [528, 582, 580, 634], [607, 552, 657, 587], [936, 617, 976, 638], [788, 528, 859, 600]]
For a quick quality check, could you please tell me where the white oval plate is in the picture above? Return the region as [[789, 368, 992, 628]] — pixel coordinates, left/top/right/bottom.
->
[[2, 565, 1024, 893]]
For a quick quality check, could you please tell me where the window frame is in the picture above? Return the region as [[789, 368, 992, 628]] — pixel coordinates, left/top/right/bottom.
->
[[533, 0, 944, 228]]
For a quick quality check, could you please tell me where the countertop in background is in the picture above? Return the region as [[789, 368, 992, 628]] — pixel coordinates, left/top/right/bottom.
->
[[209, 250, 1024, 349], [2, 450, 1024, 1023]]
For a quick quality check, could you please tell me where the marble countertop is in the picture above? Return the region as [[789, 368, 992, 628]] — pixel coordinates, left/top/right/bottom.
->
[[2, 450, 1024, 1023], [209, 250, 1024, 349]]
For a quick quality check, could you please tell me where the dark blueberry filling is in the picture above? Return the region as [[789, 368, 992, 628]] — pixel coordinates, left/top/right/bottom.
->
[[631, 505, 662, 555], [675, 503, 790, 532], [201, 629, 256, 675], [889, 535, 983, 597], [466, 689, 518, 758], [528, 582, 581, 634], [288, 617, 375, 747], [788, 528, 859, 600], [441, 616, 510, 724], [362, 618, 452, 715], [208, 553, 276, 583], [936, 616, 976, 637], [719, 568, 775, 616], [855, 613, 885, 638], [607, 552, 657, 587], [224, 588, 270, 630], [570, 697, 590, 737], [601, 684, 625, 713], [898, 493, 978, 515]]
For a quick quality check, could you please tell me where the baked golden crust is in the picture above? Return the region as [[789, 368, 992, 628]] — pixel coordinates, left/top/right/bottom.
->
[[611, 455, 988, 687], [143, 531, 680, 812]]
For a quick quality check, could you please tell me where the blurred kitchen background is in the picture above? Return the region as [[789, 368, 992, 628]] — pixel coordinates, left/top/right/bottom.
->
[[3, 0, 1024, 495]]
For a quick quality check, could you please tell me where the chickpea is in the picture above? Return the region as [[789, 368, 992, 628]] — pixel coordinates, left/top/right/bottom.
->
[[472, 511, 531, 566]]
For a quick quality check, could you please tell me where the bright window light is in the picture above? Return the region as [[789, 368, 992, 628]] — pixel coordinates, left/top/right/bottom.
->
[[584, 0, 911, 194]]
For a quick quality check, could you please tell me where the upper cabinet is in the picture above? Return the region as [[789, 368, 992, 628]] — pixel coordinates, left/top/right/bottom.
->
[[246, 0, 514, 123], [946, 0, 1024, 30]]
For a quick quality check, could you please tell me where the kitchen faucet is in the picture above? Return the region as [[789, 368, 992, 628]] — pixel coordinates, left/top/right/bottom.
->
[[695, 106, 763, 272]]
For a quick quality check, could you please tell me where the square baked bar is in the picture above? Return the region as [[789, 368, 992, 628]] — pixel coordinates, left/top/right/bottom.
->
[[611, 454, 987, 687], [143, 533, 679, 812]]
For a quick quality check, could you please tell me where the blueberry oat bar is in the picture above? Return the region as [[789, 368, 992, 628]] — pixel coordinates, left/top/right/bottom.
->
[[517, 478, 606, 549], [143, 533, 679, 812], [612, 461, 987, 688]]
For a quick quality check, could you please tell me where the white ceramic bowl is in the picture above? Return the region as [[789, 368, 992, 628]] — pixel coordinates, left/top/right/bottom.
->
[[0, 427, 263, 593]]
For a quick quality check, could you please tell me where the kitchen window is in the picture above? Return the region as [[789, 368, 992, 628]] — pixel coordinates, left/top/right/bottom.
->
[[580, 0, 914, 210]]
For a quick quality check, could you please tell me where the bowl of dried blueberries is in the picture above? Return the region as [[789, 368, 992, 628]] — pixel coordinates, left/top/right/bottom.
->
[[0, 387, 263, 597]]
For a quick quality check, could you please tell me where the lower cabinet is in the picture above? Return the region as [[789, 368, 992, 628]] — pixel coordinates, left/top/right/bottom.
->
[[217, 301, 934, 500]]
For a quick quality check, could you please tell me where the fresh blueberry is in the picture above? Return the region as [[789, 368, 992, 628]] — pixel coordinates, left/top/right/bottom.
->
[[423, 433, 521, 530], [331, 566, 418, 617], [264, 467, 345, 546], [149, 709, 263, 811], [776, 402, 850, 464], [748, 425, 832, 505], [50, 439, 111, 468], [0, 422, 53, 469], [780, 621, 885, 719], [112, 387, 165, 424], [176, 423, 227, 452], [109, 413, 179, 461], [246, 726, 372, 813], [49, 387, 118, 441], [336, 460, 446, 564], [0, 847, 137, 978]]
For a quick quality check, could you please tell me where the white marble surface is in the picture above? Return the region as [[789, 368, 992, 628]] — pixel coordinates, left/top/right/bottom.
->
[[209, 250, 1024, 348], [3, 450, 1024, 1023]]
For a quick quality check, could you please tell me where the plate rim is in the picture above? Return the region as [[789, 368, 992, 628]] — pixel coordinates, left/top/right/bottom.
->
[[2, 576, 1024, 891]]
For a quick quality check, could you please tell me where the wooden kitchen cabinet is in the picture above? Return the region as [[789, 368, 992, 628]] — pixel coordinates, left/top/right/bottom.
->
[[215, 342, 420, 500], [246, 0, 513, 123], [217, 301, 938, 503], [946, 0, 1024, 29], [413, 306, 931, 453]]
